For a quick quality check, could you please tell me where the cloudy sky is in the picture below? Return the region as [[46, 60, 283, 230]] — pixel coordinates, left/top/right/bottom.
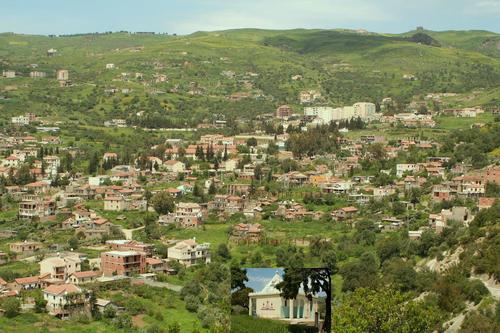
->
[[244, 268, 284, 292], [1, 0, 499, 35]]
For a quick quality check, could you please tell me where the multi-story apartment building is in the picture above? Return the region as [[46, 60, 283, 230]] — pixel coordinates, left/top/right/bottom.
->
[[19, 199, 56, 219], [105, 240, 154, 257], [100, 250, 146, 277], [166, 202, 203, 228]]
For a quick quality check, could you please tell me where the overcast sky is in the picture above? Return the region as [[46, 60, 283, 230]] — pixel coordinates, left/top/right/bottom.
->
[[1, 0, 499, 35]]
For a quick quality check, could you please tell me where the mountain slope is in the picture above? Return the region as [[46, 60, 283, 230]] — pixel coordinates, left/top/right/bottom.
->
[[0, 29, 499, 125]]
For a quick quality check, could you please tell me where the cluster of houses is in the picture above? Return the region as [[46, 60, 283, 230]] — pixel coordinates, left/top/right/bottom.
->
[[0, 99, 497, 321], [0, 237, 210, 316], [1, 119, 497, 235], [273, 98, 486, 130]]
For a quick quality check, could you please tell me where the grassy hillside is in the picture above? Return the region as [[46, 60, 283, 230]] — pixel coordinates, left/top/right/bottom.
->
[[0, 29, 498, 126], [401, 29, 500, 58]]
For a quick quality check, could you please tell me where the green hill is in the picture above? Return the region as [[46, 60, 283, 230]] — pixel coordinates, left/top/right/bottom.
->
[[0, 29, 498, 126], [401, 29, 500, 58]]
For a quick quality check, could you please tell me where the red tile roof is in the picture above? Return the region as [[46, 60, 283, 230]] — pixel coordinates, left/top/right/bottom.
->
[[43, 283, 81, 295], [146, 258, 163, 265], [72, 271, 100, 279], [15, 276, 40, 285]]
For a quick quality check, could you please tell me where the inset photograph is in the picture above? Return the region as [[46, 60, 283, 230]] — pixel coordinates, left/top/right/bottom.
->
[[231, 267, 331, 333]]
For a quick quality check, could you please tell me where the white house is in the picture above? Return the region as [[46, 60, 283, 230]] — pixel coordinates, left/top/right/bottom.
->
[[43, 283, 87, 317], [88, 176, 109, 186], [164, 160, 185, 173], [43, 155, 61, 176], [222, 159, 239, 172], [396, 164, 419, 178], [248, 272, 320, 325], [2, 155, 20, 168], [167, 239, 210, 267]]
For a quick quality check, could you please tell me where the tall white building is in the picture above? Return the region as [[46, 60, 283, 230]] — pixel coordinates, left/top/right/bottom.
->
[[304, 102, 376, 124], [353, 102, 376, 119]]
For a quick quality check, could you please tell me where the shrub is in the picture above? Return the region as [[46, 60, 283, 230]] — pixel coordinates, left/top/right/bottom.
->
[[2, 297, 20, 318], [464, 279, 489, 305], [185, 295, 201, 312], [168, 321, 181, 333]]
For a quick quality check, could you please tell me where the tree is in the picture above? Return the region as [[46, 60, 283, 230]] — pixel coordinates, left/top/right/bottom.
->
[[34, 294, 47, 313], [367, 143, 387, 161], [333, 288, 443, 333], [392, 201, 406, 215], [2, 297, 20, 318], [376, 235, 401, 263], [143, 213, 161, 240], [417, 104, 429, 115], [276, 245, 304, 267], [223, 145, 228, 161], [277, 268, 332, 332], [208, 181, 217, 195], [254, 164, 263, 182], [88, 151, 99, 175], [15, 164, 33, 185], [185, 295, 200, 312], [340, 252, 379, 292], [354, 220, 377, 246], [320, 249, 338, 274], [144, 189, 152, 209], [151, 191, 175, 215], [382, 258, 417, 292], [231, 287, 253, 309], [193, 183, 203, 198], [216, 243, 231, 260], [68, 236, 79, 250], [459, 305, 499, 333], [246, 137, 257, 147], [230, 264, 248, 290]]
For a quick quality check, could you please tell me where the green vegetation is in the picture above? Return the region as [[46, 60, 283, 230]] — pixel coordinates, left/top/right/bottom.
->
[[0, 28, 498, 130], [231, 315, 288, 333]]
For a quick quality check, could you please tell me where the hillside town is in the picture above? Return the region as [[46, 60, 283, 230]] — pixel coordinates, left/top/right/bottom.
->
[[0, 92, 498, 330], [0, 6, 499, 333]]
